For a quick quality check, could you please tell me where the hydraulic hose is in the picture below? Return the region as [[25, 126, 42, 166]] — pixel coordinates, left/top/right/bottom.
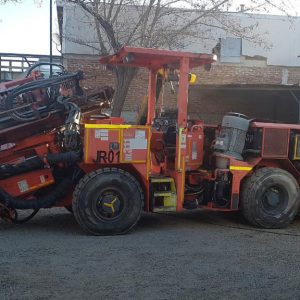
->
[[0, 177, 72, 210], [0, 151, 81, 180], [0, 156, 44, 179], [47, 151, 81, 165], [12, 208, 40, 224], [4, 71, 84, 110]]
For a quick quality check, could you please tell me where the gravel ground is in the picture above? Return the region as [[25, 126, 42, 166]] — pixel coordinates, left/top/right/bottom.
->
[[0, 208, 300, 300]]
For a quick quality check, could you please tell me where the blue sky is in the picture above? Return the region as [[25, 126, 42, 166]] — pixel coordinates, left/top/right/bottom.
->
[[0, 0, 299, 55]]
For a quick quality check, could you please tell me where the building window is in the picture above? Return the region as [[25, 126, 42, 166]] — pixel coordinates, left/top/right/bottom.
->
[[220, 37, 242, 63]]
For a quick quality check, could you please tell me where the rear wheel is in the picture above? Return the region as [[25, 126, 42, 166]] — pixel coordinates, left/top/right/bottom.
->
[[241, 168, 300, 228], [72, 168, 143, 235]]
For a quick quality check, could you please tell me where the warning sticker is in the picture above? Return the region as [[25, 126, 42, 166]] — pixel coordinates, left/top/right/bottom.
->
[[135, 130, 145, 139], [124, 138, 147, 150], [124, 152, 133, 161], [95, 129, 109, 141], [122, 128, 148, 161], [123, 140, 132, 161], [180, 133, 186, 149], [40, 175, 46, 184], [131, 139, 147, 150], [192, 141, 197, 160], [123, 141, 133, 160], [18, 180, 29, 193]]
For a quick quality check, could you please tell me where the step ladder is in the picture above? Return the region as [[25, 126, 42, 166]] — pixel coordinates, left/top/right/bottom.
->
[[150, 177, 177, 212]]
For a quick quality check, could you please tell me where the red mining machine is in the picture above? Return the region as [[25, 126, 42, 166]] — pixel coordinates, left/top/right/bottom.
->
[[1, 47, 300, 235], [0, 62, 114, 224]]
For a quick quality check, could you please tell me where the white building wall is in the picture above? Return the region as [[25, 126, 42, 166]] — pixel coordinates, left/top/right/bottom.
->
[[58, 2, 300, 67]]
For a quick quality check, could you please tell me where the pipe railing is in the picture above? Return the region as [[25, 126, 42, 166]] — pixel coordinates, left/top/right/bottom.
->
[[0, 53, 61, 82]]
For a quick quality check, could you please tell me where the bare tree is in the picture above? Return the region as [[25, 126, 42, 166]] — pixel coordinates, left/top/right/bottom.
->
[[0, 0, 20, 3], [66, 0, 295, 116]]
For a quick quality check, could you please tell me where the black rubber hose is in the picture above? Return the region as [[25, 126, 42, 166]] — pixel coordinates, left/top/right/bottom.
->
[[4, 72, 84, 110], [0, 156, 44, 179], [47, 151, 81, 165], [0, 177, 72, 210], [0, 151, 81, 180], [12, 208, 40, 224]]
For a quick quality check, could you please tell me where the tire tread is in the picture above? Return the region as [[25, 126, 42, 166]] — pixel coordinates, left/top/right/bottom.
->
[[241, 167, 300, 229], [72, 168, 143, 235]]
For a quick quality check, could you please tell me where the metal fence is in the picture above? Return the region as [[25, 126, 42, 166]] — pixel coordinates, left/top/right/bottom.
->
[[0, 53, 62, 82]]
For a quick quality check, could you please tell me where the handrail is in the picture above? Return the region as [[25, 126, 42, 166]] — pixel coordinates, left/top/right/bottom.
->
[[0, 53, 62, 83]]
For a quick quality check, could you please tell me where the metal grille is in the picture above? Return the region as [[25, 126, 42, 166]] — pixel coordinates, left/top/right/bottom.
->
[[263, 128, 289, 157]]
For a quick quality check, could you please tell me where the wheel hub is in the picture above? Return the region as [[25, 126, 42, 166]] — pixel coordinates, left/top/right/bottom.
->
[[262, 186, 287, 214], [265, 188, 280, 206], [96, 191, 123, 219]]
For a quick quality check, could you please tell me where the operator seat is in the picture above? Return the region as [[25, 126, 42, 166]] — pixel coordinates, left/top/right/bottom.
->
[[164, 125, 177, 161]]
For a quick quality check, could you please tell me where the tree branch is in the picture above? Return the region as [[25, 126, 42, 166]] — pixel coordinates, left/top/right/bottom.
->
[[74, 0, 120, 51], [93, 0, 109, 54]]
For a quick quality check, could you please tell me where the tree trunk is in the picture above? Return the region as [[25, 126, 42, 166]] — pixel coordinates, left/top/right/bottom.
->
[[111, 67, 137, 117]]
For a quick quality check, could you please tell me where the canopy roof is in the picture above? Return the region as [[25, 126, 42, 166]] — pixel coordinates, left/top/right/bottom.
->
[[99, 46, 217, 69]]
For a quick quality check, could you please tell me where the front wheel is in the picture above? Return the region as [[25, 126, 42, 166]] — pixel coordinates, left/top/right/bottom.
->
[[241, 168, 300, 228], [72, 168, 143, 235]]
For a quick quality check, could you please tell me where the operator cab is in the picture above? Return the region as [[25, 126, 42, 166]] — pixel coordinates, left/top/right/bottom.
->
[[152, 111, 177, 161]]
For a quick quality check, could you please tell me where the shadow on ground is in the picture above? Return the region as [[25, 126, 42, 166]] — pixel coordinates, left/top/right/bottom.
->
[[1, 208, 300, 236]]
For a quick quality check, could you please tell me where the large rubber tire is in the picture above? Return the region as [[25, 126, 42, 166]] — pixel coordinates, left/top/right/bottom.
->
[[241, 168, 300, 229], [72, 168, 143, 235]]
